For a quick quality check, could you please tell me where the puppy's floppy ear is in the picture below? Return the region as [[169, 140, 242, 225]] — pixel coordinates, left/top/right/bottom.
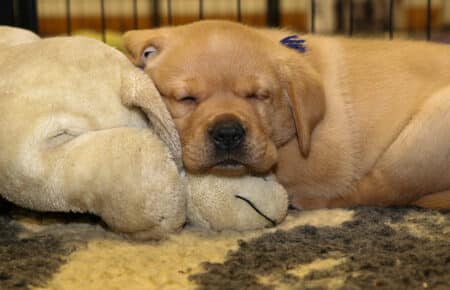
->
[[122, 28, 168, 68], [277, 55, 326, 158]]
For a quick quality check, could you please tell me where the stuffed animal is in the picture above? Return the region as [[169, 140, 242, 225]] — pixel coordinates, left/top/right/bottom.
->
[[0, 26, 288, 239]]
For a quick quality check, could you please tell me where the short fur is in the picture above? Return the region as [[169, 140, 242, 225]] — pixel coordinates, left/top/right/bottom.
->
[[123, 20, 450, 210]]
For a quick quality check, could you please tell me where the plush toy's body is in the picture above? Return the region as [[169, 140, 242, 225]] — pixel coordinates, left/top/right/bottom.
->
[[0, 26, 288, 239]]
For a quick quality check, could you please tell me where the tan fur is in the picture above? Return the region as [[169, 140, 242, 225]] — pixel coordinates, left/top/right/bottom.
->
[[123, 20, 450, 210]]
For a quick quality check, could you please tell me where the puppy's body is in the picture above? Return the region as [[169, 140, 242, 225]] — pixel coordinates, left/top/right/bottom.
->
[[124, 21, 450, 210], [275, 36, 450, 209]]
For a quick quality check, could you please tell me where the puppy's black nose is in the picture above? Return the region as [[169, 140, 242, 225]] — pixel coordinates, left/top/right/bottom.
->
[[209, 120, 246, 151]]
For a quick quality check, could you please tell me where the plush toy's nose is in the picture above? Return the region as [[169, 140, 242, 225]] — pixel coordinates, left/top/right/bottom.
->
[[209, 120, 246, 151]]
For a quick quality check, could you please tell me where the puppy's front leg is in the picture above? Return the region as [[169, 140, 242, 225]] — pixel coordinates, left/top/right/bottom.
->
[[291, 193, 356, 209]]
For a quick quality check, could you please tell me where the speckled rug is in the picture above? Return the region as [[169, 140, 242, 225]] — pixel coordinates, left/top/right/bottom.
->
[[0, 198, 448, 290]]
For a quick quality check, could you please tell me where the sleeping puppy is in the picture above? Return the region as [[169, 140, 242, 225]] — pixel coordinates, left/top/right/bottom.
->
[[123, 20, 450, 210]]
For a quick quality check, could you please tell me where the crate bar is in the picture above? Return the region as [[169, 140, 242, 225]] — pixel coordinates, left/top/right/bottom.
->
[[15, 0, 39, 33], [388, 0, 394, 39], [266, 0, 280, 27], [426, 0, 431, 40], [336, 0, 344, 33], [66, 0, 71, 35], [100, 0, 106, 42], [199, 0, 204, 20], [132, 0, 138, 29], [0, 0, 15, 26], [349, 0, 354, 36], [237, 0, 242, 22], [167, 0, 173, 25], [152, 0, 160, 27], [311, 0, 316, 33]]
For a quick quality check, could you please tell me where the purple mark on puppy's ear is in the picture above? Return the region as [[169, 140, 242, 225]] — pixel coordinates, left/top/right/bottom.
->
[[280, 35, 306, 53]]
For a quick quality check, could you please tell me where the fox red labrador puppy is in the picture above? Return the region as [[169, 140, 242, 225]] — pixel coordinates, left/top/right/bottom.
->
[[123, 20, 450, 210]]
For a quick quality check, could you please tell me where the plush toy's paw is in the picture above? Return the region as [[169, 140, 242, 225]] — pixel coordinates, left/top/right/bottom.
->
[[187, 174, 288, 231]]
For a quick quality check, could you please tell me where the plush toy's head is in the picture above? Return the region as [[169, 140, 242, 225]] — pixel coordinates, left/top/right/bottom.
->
[[0, 26, 186, 239], [0, 26, 288, 239]]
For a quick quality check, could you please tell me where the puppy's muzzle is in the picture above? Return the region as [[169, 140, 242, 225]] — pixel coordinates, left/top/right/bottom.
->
[[209, 120, 246, 151]]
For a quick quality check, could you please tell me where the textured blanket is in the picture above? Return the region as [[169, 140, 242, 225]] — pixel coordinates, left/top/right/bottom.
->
[[0, 198, 448, 290]]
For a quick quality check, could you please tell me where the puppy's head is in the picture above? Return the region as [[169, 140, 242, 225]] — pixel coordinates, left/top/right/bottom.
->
[[123, 20, 325, 175]]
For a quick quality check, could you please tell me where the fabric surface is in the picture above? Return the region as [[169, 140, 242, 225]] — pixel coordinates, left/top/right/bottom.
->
[[1, 198, 448, 290]]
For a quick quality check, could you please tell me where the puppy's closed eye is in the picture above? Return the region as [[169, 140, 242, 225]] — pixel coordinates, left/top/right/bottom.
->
[[169, 96, 199, 118], [140, 46, 158, 66], [245, 92, 270, 101], [178, 96, 198, 105]]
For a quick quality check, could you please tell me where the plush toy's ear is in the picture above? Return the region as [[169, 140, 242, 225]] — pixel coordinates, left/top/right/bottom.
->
[[0, 26, 40, 47], [122, 28, 168, 68], [121, 68, 183, 169], [277, 56, 326, 158]]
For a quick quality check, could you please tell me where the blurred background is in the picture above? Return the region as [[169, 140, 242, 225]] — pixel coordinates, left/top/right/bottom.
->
[[1, 0, 450, 50]]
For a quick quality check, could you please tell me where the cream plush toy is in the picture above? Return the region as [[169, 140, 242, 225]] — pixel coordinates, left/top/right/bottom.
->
[[0, 26, 288, 239]]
